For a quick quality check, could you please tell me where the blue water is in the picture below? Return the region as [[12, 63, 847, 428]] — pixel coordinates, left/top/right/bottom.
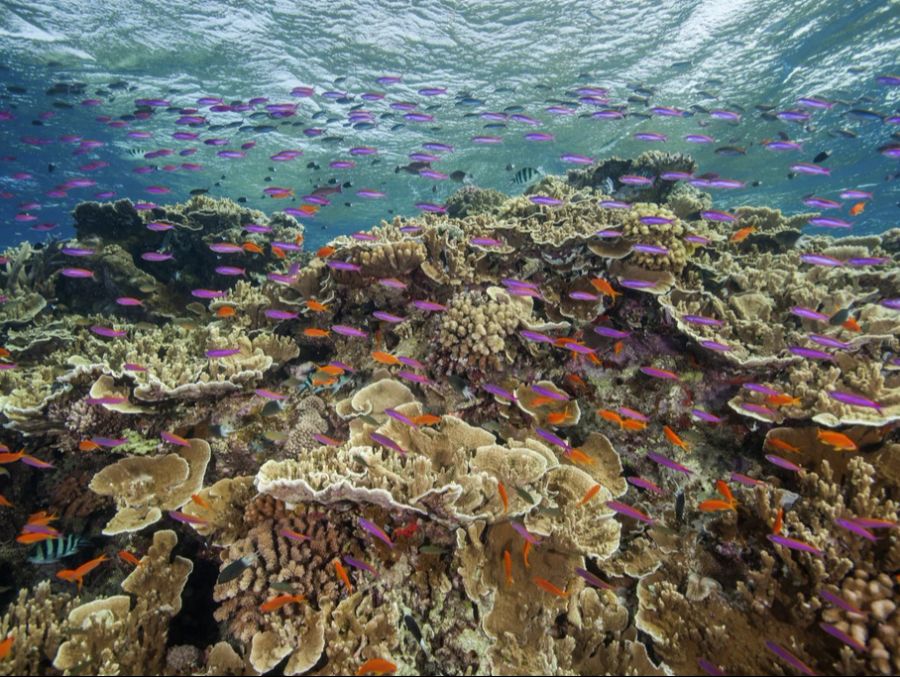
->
[[0, 0, 898, 248]]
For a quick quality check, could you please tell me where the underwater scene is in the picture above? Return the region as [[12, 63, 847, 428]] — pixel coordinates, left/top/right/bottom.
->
[[0, 1, 899, 675]]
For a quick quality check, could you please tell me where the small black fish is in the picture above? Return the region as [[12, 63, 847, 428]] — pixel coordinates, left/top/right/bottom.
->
[[404, 614, 423, 646], [715, 146, 746, 156], [675, 489, 686, 523], [449, 170, 467, 182], [217, 554, 257, 584], [48, 163, 55, 173], [514, 486, 535, 504], [237, 197, 247, 204], [189, 188, 209, 196], [813, 150, 831, 164], [829, 307, 851, 326]]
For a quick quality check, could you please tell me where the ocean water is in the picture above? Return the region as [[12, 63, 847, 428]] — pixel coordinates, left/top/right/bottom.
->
[[1, 3, 900, 677], [0, 0, 898, 248]]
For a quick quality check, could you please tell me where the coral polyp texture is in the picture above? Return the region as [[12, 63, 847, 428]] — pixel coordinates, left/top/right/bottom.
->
[[0, 159, 897, 677]]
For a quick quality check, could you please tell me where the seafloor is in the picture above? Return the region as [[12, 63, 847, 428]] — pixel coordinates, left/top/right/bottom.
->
[[0, 151, 897, 676]]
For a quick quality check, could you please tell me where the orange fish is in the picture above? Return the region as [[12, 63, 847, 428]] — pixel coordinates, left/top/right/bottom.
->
[[118, 550, 141, 567], [318, 364, 345, 376], [534, 577, 568, 598], [0, 449, 25, 464], [317, 246, 336, 258], [597, 409, 624, 427], [622, 419, 648, 432], [26, 511, 57, 526], [766, 437, 800, 454], [0, 347, 10, 358], [57, 554, 108, 591], [523, 541, 531, 569], [546, 408, 572, 426], [0, 494, 12, 508], [772, 508, 783, 535], [333, 558, 353, 593], [371, 351, 400, 365], [412, 414, 441, 426], [271, 245, 286, 259], [306, 299, 329, 312], [498, 482, 508, 513], [191, 494, 211, 510], [715, 480, 735, 505], [766, 393, 800, 407], [503, 549, 512, 586], [849, 201, 865, 216], [613, 340, 624, 355], [529, 396, 558, 408], [663, 425, 690, 451], [567, 449, 594, 465], [312, 376, 337, 387], [393, 521, 418, 539], [216, 305, 236, 318], [259, 593, 305, 613], [566, 374, 586, 388], [303, 328, 330, 338], [297, 204, 319, 215], [241, 242, 264, 254], [730, 226, 756, 243], [590, 277, 621, 300], [842, 316, 861, 332], [698, 499, 736, 512], [16, 532, 56, 545], [579, 484, 601, 506], [0, 635, 13, 661], [817, 429, 858, 452], [356, 658, 397, 676]]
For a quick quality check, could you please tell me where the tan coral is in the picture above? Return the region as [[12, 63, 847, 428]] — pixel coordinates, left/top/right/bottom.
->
[[88, 438, 210, 534]]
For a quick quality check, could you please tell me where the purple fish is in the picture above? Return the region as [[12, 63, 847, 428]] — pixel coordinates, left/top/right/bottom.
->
[[327, 261, 362, 272], [789, 306, 829, 322], [598, 200, 631, 209], [520, 328, 552, 344], [619, 279, 656, 290], [561, 153, 594, 165], [766, 455, 801, 472], [767, 534, 823, 558], [594, 326, 630, 339], [510, 521, 541, 545], [359, 517, 394, 548], [788, 346, 834, 361], [730, 472, 763, 487], [659, 171, 692, 181], [385, 408, 419, 428], [215, 266, 245, 276], [765, 641, 818, 677], [574, 567, 614, 590], [627, 475, 664, 494], [847, 257, 888, 266], [412, 300, 447, 312], [343, 555, 378, 577], [820, 588, 867, 616], [740, 403, 778, 418], [206, 348, 241, 358], [91, 326, 127, 338], [808, 216, 851, 229], [606, 500, 654, 524], [470, 237, 505, 247], [192, 289, 226, 299], [264, 309, 299, 320], [369, 432, 406, 456], [633, 243, 669, 255], [561, 342, 595, 355], [699, 339, 732, 352], [700, 210, 735, 222], [619, 174, 653, 186], [807, 334, 849, 350], [161, 431, 191, 446], [827, 390, 882, 411], [313, 433, 342, 447], [60, 267, 94, 279], [528, 195, 564, 206], [535, 427, 571, 451], [524, 132, 554, 141], [800, 254, 842, 267], [881, 298, 900, 310], [684, 134, 715, 143], [634, 131, 667, 142], [691, 409, 723, 424], [802, 196, 841, 209], [834, 518, 877, 542], [141, 252, 174, 262], [92, 437, 127, 448], [647, 451, 692, 475], [595, 229, 623, 238], [255, 388, 287, 401], [683, 314, 724, 327], [397, 356, 425, 370], [61, 247, 95, 257], [791, 162, 829, 176], [397, 371, 431, 385], [482, 384, 517, 401], [569, 291, 599, 302], [743, 383, 780, 396], [209, 243, 244, 254], [819, 622, 867, 653], [640, 366, 679, 380], [697, 659, 726, 676], [415, 202, 446, 213], [531, 384, 569, 401], [373, 311, 406, 323], [331, 325, 368, 338], [146, 222, 174, 232]]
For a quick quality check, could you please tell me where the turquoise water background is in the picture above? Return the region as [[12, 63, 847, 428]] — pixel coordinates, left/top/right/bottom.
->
[[0, 0, 898, 248]]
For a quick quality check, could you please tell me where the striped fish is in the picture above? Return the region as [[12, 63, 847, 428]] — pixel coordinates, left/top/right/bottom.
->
[[510, 166, 541, 185], [27, 534, 86, 564]]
